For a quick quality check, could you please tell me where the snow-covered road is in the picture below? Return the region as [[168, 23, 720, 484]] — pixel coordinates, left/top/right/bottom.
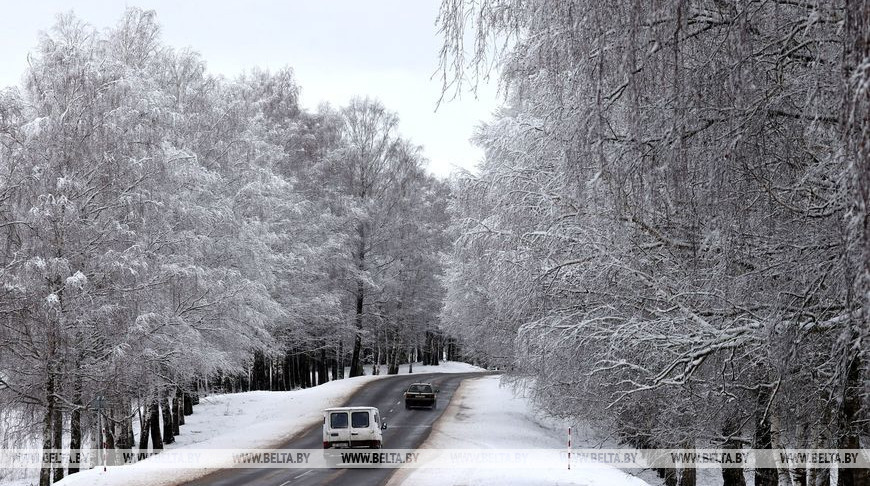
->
[[388, 375, 651, 486]]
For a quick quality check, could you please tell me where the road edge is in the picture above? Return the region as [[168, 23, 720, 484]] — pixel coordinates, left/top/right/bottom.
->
[[383, 373, 500, 486]]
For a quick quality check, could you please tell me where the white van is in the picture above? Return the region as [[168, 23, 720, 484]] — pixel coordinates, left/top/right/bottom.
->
[[322, 406, 386, 449]]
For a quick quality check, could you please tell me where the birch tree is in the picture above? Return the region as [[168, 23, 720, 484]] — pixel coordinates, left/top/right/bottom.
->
[[440, 1, 869, 484]]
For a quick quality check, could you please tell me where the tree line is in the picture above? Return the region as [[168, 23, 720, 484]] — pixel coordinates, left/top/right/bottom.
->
[[439, 1, 869, 485], [0, 9, 454, 485]]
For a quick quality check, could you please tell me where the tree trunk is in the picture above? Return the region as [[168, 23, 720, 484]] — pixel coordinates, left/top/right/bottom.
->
[[754, 387, 778, 486], [272, 359, 283, 391], [149, 398, 163, 451], [300, 353, 312, 388], [116, 401, 132, 464], [349, 281, 365, 377], [792, 468, 807, 486], [837, 352, 869, 486], [337, 340, 345, 379], [171, 390, 180, 436], [721, 416, 746, 486], [290, 352, 298, 388], [161, 395, 174, 444], [349, 336, 362, 377], [252, 350, 267, 390], [283, 352, 293, 389], [318, 347, 329, 385], [91, 411, 100, 465], [424, 330, 440, 366], [291, 352, 300, 388], [183, 391, 193, 416], [68, 384, 82, 475], [372, 339, 380, 375], [660, 468, 678, 486], [678, 466, 695, 486], [431, 337, 440, 366], [38, 371, 55, 486], [349, 221, 368, 378], [388, 343, 400, 375], [176, 388, 186, 425], [104, 411, 116, 466], [52, 406, 64, 482], [138, 401, 150, 458], [422, 332, 431, 366], [268, 355, 274, 390]]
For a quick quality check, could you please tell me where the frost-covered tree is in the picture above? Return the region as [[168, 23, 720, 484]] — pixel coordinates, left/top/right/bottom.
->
[[0, 9, 455, 484], [1, 9, 305, 482], [325, 98, 417, 376], [440, 1, 869, 484]]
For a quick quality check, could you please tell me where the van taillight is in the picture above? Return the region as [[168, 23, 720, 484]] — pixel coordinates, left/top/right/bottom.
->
[[323, 442, 331, 449]]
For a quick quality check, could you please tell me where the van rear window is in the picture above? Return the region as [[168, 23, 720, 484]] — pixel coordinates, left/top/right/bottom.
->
[[351, 411, 370, 428], [330, 412, 348, 429]]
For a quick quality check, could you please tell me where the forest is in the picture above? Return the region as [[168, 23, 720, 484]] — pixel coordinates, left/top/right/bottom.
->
[[0, 8, 455, 485], [438, 0, 869, 485]]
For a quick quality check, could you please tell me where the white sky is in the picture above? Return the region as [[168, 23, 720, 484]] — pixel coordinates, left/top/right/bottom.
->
[[0, 0, 498, 178]]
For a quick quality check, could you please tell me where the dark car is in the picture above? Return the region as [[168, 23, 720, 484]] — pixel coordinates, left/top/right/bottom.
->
[[404, 382, 438, 409]]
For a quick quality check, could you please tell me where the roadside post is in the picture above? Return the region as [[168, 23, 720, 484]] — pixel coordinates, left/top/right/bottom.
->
[[568, 426, 571, 470]]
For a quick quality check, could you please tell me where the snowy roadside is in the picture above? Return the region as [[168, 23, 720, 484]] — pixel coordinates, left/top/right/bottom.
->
[[387, 374, 651, 486], [8, 361, 483, 486]]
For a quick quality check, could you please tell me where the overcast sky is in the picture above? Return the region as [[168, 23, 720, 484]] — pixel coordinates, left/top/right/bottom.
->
[[0, 0, 498, 177]]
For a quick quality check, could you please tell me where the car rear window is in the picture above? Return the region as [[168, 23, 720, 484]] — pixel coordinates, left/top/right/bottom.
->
[[330, 412, 348, 429], [409, 384, 432, 393], [351, 411, 370, 428]]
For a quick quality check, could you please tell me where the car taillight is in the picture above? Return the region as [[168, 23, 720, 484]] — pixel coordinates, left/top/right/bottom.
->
[[323, 442, 331, 449]]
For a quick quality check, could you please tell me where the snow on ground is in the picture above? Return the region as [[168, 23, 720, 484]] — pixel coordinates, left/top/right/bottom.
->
[[368, 361, 485, 375], [12, 361, 483, 486], [388, 375, 651, 486]]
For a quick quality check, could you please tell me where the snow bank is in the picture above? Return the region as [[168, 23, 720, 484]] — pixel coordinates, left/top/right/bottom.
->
[[388, 375, 651, 486], [47, 361, 484, 486], [365, 360, 485, 375]]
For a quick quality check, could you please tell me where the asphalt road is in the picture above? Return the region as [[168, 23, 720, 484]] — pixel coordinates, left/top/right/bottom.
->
[[182, 372, 483, 486]]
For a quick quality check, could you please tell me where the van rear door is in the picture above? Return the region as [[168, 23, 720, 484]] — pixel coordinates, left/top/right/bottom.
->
[[350, 410, 374, 446], [327, 410, 351, 447]]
